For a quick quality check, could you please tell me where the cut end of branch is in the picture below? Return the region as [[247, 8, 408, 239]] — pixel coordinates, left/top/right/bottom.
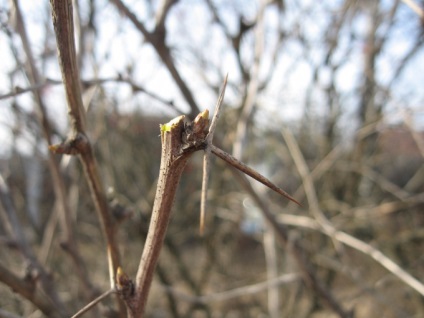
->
[[160, 115, 186, 133]]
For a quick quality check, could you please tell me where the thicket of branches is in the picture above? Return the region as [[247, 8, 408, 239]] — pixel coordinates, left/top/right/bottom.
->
[[0, 0, 424, 317]]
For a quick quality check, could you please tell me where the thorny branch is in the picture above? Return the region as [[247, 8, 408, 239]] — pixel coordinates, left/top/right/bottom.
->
[[118, 77, 300, 317]]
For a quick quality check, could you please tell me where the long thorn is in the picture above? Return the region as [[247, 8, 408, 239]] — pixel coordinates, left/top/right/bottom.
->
[[200, 75, 229, 234], [210, 144, 301, 206], [207, 73, 228, 143]]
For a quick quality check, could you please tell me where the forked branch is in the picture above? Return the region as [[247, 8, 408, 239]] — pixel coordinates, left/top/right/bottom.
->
[[119, 77, 300, 317], [49, 1, 124, 315]]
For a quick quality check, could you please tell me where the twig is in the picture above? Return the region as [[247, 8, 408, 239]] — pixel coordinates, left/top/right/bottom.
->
[[71, 288, 116, 318], [49, 0, 122, 290], [232, 0, 267, 159], [401, 0, 424, 18], [263, 227, 280, 318], [162, 273, 300, 304]]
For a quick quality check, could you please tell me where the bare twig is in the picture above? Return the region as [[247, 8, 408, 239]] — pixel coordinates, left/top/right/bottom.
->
[[49, 0, 121, 289], [70, 288, 116, 318], [232, 0, 267, 159], [162, 273, 300, 304], [401, 0, 424, 18], [263, 227, 280, 318]]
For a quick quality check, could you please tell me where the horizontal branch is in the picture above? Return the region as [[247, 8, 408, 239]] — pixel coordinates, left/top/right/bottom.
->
[[161, 273, 300, 304]]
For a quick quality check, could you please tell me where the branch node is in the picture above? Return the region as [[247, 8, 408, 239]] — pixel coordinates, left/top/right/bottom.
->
[[48, 133, 90, 155], [116, 267, 134, 299]]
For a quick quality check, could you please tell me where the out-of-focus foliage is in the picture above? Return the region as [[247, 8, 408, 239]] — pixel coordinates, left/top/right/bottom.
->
[[0, 0, 423, 317]]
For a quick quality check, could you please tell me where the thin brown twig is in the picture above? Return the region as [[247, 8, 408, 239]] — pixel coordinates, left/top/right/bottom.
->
[[263, 227, 280, 318], [70, 288, 116, 318], [232, 0, 267, 159], [161, 273, 300, 304], [49, 1, 125, 316], [281, 127, 342, 254], [50, 0, 121, 284]]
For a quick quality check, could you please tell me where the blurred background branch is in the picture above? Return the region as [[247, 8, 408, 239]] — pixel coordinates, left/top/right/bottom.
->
[[0, 0, 423, 316]]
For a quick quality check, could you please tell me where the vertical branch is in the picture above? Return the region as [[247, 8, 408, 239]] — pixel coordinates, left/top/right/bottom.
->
[[130, 116, 189, 316], [49, 1, 123, 314], [50, 0, 86, 134], [263, 227, 280, 318], [232, 0, 267, 159], [122, 115, 207, 317]]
